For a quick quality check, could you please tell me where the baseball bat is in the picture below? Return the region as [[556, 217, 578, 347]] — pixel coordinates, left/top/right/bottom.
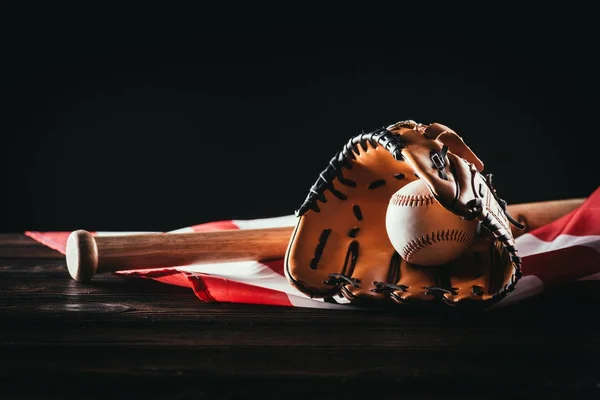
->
[[66, 197, 585, 282], [66, 227, 294, 283]]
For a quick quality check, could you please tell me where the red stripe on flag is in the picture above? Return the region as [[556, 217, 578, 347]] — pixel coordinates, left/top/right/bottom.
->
[[119, 269, 192, 288], [263, 259, 285, 276], [24, 231, 89, 254], [529, 188, 600, 241], [521, 245, 600, 286], [186, 273, 294, 306]]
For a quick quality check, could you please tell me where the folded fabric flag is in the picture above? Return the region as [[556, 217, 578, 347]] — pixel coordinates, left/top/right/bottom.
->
[[26, 187, 600, 310]]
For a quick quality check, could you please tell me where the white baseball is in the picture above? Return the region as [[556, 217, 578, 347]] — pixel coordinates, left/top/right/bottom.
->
[[385, 179, 478, 266]]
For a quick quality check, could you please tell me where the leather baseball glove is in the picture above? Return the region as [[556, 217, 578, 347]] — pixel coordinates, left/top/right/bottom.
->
[[284, 120, 525, 308]]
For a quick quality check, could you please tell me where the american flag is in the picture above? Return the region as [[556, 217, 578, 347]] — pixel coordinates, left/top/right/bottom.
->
[[26, 187, 600, 311]]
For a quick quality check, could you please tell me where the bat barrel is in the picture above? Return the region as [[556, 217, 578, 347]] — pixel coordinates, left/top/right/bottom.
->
[[507, 197, 585, 238]]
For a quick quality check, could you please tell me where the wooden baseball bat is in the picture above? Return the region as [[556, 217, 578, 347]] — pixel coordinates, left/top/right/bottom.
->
[[66, 227, 294, 282], [66, 197, 585, 282]]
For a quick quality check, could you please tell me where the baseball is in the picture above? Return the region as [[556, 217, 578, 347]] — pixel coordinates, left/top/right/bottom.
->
[[385, 179, 478, 266]]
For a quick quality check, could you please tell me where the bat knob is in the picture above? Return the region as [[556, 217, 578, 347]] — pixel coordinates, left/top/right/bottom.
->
[[66, 230, 99, 282]]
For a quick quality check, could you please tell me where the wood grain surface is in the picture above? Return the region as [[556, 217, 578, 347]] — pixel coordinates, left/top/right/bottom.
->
[[1, 234, 600, 399]]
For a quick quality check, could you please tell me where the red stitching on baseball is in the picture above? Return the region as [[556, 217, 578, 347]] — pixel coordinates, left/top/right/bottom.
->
[[400, 229, 473, 262], [389, 193, 436, 207]]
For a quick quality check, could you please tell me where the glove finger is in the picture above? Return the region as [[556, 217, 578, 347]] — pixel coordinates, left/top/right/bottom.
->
[[386, 260, 440, 304], [443, 235, 518, 305], [285, 211, 355, 299], [424, 123, 484, 172]]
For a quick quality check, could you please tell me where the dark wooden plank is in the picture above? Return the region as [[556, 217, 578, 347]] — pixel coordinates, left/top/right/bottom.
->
[[0, 233, 64, 259], [1, 240, 600, 399]]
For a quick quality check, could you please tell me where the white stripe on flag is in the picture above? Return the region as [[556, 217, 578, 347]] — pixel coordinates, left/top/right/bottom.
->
[[232, 215, 297, 229], [516, 233, 600, 257], [178, 261, 308, 298], [167, 227, 196, 233], [578, 272, 600, 281], [286, 293, 359, 309]]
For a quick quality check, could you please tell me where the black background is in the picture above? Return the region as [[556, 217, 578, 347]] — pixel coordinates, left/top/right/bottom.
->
[[1, 8, 598, 233]]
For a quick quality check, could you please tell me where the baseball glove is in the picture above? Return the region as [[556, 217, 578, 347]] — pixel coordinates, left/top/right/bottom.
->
[[284, 120, 525, 308]]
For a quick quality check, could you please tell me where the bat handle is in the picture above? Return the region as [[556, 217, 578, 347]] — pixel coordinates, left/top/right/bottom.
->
[[66, 230, 99, 282]]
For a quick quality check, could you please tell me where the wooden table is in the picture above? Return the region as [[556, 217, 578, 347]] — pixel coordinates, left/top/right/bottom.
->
[[1, 234, 599, 399]]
